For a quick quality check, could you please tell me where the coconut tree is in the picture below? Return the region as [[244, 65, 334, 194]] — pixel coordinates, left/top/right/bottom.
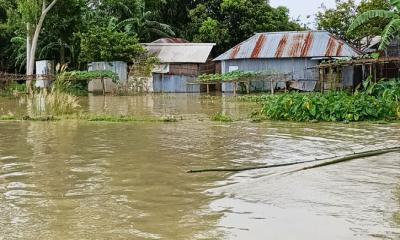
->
[[113, 1, 175, 42], [348, 0, 399, 50]]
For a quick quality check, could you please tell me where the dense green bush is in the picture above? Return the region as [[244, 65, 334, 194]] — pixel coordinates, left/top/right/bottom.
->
[[256, 79, 400, 122]]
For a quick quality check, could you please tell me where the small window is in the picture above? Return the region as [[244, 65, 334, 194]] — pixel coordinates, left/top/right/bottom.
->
[[228, 66, 239, 72]]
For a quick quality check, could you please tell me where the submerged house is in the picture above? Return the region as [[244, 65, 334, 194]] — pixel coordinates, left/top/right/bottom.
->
[[318, 37, 400, 87], [145, 39, 216, 93], [214, 31, 362, 92]]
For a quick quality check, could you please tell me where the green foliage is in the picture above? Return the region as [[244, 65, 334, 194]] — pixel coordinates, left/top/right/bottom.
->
[[189, 0, 302, 53], [113, 2, 175, 42], [317, 0, 392, 47], [199, 71, 258, 82], [253, 79, 400, 122], [1, 82, 26, 96], [210, 112, 233, 122], [78, 26, 145, 63], [347, 0, 400, 50], [62, 70, 119, 82]]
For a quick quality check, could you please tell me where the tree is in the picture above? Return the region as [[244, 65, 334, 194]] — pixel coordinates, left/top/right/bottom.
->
[[17, 0, 58, 91], [78, 26, 145, 63], [114, 0, 175, 42], [348, 0, 399, 50], [189, 0, 301, 53], [38, 0, 84, 67], [317, 0, 391, 47]]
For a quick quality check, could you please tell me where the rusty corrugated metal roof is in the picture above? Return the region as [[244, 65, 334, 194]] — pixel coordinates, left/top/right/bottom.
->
[[152, 38, 190, 43], [144, 43, 215, 63], [214, 31, 363, 61]]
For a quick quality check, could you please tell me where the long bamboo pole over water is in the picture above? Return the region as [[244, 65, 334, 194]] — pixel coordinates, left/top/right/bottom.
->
[[187, 147, 400, 173]]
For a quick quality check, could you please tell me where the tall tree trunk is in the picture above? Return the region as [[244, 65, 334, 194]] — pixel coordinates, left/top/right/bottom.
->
[[25, 0, 58, 93], [26, 23, 33, 92]]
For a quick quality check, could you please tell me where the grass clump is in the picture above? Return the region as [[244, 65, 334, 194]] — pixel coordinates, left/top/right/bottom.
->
[[210, 112, 233, 122]]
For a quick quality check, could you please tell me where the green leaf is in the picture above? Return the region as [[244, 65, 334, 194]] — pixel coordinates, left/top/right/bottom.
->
[[391, 0, 400, 11], [348, 10, 396, 33], [379, 19, 400, 50]]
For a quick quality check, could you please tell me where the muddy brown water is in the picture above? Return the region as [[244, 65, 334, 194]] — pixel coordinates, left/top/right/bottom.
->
[[0, 94, 400, 239]]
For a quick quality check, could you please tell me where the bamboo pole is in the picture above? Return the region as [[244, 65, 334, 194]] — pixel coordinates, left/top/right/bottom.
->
[[187, 147, 400, 173]]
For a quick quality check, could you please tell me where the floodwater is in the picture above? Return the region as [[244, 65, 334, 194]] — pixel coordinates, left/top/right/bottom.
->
[[0, 94, 400, 239]]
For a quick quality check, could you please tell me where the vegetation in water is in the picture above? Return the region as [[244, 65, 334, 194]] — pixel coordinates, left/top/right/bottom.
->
[[85, 114, 177, 123], [210, 112, 233, 122], [247, 79, 400, 122], [198, 71, 258, 83], [0, 82, 27, 96], [61, 70, 119, 82], [0, 113, 178, 123]]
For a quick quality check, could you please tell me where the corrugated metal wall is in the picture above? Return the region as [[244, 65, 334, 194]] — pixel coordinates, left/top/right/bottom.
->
[[221, 58, 319, 92], [88, 61, 128, 82], [153, 74, 200, 93]]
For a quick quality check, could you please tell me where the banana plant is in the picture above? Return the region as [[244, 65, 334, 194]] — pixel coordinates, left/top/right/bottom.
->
[[348, 0, 400, 50]]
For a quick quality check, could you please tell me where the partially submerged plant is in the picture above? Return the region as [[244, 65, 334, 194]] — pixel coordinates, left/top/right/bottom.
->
[[210, 112, 233, 122]]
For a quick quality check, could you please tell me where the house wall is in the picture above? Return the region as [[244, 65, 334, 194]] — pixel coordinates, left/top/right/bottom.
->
[[153, 74, 201, 93], [169, 64, 199, 76], [220, 58, 319, 92]]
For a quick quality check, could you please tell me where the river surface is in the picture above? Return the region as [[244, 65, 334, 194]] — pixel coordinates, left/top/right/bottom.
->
[[0, 94, 400, 239]]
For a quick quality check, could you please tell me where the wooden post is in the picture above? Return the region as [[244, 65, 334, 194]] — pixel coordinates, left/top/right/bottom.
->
[[320, 68, 324, 93], [233, 82, 237, 97], [101, 77, 105, 96], [272, 79, 275, 95], [246, 81, 250, 94], [206, 83, 210, 95]]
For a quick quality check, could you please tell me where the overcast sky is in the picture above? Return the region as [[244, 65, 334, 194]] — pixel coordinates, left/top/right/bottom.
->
[[269, 0, 338, 28]]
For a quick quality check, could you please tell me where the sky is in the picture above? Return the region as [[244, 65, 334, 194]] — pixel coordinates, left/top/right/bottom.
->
[[269, 0, 337, 28]]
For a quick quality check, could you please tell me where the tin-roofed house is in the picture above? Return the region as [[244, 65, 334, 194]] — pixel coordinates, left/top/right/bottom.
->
[[214, 31, 362, 92], [145, 40, 217, 93]]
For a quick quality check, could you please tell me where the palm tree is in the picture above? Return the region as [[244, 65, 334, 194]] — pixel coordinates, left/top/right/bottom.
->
[[348, 0, 399, 50], [113, 1, 175, 42]]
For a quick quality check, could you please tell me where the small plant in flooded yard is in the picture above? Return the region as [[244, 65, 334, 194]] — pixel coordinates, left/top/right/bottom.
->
[[210, 112, 233, 122]]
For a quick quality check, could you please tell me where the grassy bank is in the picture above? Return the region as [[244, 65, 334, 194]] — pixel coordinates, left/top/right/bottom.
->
[[245, 79, 400, 122]]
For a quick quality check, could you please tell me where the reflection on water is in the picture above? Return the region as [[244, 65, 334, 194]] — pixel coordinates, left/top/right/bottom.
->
[[0, 95, 399, 239]]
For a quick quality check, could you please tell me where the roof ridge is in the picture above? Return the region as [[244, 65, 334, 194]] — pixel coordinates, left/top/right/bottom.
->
[[256, 30, 329, 35], [144, 43, 216, 46]]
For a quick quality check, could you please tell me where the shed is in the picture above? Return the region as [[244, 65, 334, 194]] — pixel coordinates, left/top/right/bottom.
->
[[214, 31, 362, 92], [88, 61, 128, 93], [145, 40, 216, 93]]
